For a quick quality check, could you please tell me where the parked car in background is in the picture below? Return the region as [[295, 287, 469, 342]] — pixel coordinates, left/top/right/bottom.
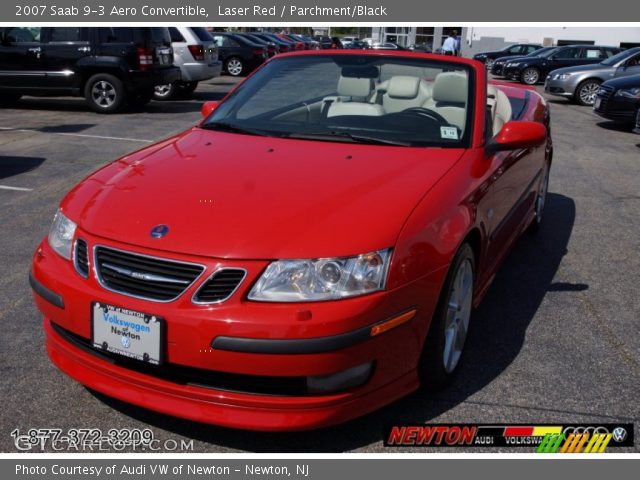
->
[[153, 27, 221, 101], [238, 33, 279, 57], [504, 44, 623, 85], [32, 50, 552, 432], [345, 40, 369, 50], [341, 36, 360, 48], [289, 34, 320, 50], [491, 46, 558, 76], [409, 43, 433, 53], [593, 74, 640, 130], [250, 32, 294, 53], [276, 33, 304, 50], [313, 36, 343, 49], [369, 42, 407, 51], [473, 44, 544, 70], [210, 32, 268, 77], [0, 26, 179, 112], [545, 47, 640, 106]]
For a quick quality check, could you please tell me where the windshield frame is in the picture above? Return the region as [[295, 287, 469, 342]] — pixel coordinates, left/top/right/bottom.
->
[[201, 53, 477, 149]]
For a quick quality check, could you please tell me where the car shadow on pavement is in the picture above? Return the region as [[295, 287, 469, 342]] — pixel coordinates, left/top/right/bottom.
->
[[596, 121, 634, 133], [91, 192, 577, 452], [0, 156, 46, 180]]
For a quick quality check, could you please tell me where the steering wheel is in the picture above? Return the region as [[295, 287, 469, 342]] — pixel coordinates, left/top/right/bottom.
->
[[400, 107, 451, 125]]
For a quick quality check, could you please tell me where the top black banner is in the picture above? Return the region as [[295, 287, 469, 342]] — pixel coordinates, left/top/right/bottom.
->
[[6, 0, 640, 22]]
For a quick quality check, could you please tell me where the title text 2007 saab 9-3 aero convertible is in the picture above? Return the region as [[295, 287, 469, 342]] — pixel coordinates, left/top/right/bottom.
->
[[30, 51, 552, 431]]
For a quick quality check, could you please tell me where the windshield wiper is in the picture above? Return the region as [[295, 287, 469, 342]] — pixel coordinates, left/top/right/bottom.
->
[[286, 130, 411, 146], [200, 121, 276, 137]]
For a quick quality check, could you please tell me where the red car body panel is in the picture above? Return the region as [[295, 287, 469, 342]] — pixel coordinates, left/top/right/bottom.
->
[[31, 51, 552, 431]]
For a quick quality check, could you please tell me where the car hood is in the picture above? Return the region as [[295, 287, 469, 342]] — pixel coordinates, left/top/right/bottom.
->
[[64, 128, 465, 260], [602, 73, 640, 89], [551, 63, 610, 75]]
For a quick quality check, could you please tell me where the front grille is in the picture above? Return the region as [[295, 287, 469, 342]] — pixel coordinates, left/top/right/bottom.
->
[[74, 239, 89, 277], [95, 246, 204, 302], [193, 269, 246, 303], [595, 84, 615, 111], [51, 322, 308, 396]]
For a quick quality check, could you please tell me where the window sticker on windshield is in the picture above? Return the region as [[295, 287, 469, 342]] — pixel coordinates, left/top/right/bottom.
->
[[440, 126, 459, 140]]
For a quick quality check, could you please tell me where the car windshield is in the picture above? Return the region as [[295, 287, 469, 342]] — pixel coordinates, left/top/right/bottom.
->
[[202, 55, 473, 148], [600, 48, 640, 66], [526, 47, 554, 57]]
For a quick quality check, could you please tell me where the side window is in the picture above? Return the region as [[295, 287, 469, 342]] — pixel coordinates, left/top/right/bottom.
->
[[98, 28, 138, 44], [212, 36, 224, 48], [507, 45, 522, 54], [223, 37, 240, 48], [4, 27, 41, 43], [48, 28, 86, 43], [605, 49, 618, 58], [526, 45, 539, 54], [626, 53, 640, 67], [169, 28, 185, 43], [583, 48, 604, 59], [554, 47, 581, 59]]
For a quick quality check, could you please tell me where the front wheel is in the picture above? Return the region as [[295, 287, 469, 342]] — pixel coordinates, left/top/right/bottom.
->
[[530, 163, 550, 233], [521, 67, 541, 85], [419, 243, 475, 390], [84, 74, 125, 113], [575, 79, 601, 106], [633, 107, 640, 134], [225, 57, 244, 77]]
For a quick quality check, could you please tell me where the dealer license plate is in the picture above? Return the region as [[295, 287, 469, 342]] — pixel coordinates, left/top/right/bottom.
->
[[92, 302, 163, 365]]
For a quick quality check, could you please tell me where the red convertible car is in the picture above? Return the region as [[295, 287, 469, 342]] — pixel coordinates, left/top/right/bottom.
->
[[31, 51, 552, 431]]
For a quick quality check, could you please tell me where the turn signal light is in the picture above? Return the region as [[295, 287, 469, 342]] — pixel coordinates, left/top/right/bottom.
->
[[370, 309, 417, 337]]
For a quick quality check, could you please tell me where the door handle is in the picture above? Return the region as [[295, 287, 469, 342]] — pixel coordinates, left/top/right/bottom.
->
[[77, 46, 90, 53]]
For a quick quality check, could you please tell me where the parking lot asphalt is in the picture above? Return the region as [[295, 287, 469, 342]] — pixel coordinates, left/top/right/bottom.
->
[[0, 76, 638, 453]]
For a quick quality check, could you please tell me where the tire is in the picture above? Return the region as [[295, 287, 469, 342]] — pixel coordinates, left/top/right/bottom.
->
[[0, 93, 21, 106], [153, 82, 178, 101], [575, 79, 601, 106], [179, 81, 199, 94], [485, 59, 495, 70], [529, 162, 550, 233], [419, 243, 475, 391], [632, 107, 640, 134], [84, 73, 125, 113], [225, 57, 244, 77], [521, 67, 541, 85]]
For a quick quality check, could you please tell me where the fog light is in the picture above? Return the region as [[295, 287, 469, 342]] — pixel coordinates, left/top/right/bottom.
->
[[306, 363, 373, 395]]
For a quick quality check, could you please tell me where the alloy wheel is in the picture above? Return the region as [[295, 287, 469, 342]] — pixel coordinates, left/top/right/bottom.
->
[[633, 108, 640, 134], [522, 68, 540, 85], [578, 82, 600, 106], [443, 257, 473, 373], [227, 59, 243, 76], [91, 81, 116, 108], [154, 84, 172, 98]]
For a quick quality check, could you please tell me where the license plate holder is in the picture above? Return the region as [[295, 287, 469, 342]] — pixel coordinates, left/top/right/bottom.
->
[[91, 302, 164, 365]]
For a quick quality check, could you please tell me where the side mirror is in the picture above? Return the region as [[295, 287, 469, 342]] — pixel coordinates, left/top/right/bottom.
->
[[486, 121, 547, 155], [201, 101, 220, 118]]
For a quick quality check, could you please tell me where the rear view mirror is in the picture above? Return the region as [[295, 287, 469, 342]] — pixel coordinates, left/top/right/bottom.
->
[[201, 101, 220, 118], [486, 121, 546, 155]]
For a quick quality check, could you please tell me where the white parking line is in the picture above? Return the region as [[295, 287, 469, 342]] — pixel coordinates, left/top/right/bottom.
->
[[0, 127, 152, 143], [0, 185, 33, 192]]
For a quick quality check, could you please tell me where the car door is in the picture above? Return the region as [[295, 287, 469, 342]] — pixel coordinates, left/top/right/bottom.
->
[[579, 46, 607, 66], [41, 27, 92, 90], [0, 27, 45, 88], [614, 51, 640, 79], [548, 47, 583, 70]]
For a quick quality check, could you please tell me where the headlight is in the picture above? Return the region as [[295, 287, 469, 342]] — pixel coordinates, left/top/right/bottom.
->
[[48, 210, 77, 260], [507, 62, 521, 67], [615, 87, 640, 99], [248, 249, 391, 302], [553, 73, 571, 80]]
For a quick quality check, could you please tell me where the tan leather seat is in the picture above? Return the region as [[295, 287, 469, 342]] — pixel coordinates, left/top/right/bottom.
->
[[487, 84, 513, 136], [325, 76, 385, 117], [427, 72, 468, 132], [374, 76, 433, 114]]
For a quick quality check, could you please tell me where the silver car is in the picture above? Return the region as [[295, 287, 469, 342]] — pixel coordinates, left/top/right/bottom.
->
[[545, 47, 640, 106], [154, 27, 222, 100]]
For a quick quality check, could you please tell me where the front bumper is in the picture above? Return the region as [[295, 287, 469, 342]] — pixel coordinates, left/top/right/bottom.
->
[[180, 61, 223, 83], [31, 233, 443, 430], [544, 77, 577, 98], [593, 93, 637, 123], [503, 66, 522, 80]]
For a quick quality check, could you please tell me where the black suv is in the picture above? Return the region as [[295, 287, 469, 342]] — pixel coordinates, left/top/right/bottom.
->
[[503, 44, 624, 85], [0, 27, 180, 113]]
